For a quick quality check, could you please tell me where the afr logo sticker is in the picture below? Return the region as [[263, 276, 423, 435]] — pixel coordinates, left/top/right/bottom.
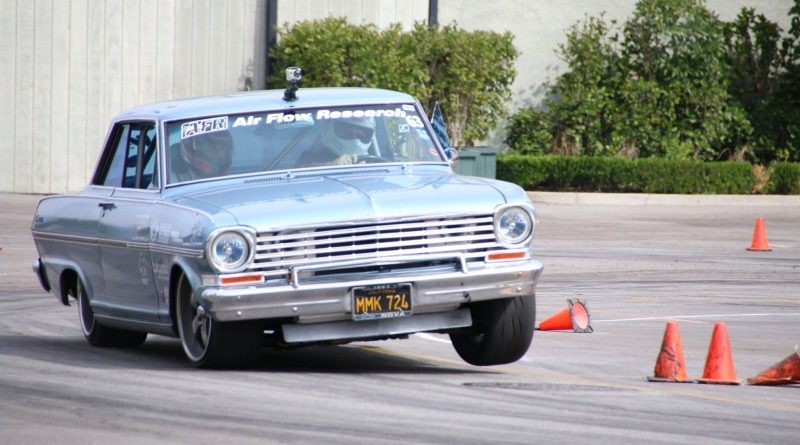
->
[[181, 116, 229, 139]]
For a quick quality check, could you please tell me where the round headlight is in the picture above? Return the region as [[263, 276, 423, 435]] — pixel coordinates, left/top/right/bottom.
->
[[209, 231, 251, 272], [494, 206, 534, 246]]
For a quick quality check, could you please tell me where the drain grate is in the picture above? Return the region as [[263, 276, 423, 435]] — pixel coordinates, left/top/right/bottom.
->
[[463, 382, 630, 392]]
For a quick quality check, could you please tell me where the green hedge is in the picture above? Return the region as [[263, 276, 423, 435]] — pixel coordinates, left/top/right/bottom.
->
[[765, 162, 800, 194], [497, 155, 758, 194]]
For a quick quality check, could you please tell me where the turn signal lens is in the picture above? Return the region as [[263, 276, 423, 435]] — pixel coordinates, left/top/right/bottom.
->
[[219, 274, 263, 286], [486, 251, 526, 262]]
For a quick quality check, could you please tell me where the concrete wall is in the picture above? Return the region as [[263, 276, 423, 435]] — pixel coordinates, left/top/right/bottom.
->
[[0, 0, 429, 194], [277, 0, 428, 29], [0, 0, 267, 194]]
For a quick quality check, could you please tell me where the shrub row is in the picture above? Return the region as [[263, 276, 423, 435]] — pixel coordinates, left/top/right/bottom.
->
[[765, 162, 800, 194], [495, 155, 792, 194]]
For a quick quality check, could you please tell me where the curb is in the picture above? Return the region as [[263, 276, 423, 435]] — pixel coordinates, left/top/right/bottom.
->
[[527, 191, 800, 206]]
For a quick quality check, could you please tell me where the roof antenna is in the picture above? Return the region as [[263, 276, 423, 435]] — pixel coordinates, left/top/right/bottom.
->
[[283, 67, 303, 101]]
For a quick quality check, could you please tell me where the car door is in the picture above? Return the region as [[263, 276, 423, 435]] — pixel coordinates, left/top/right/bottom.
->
[[94, 121, 161, 321]]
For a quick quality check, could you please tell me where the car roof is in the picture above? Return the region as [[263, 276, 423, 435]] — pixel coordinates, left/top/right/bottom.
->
[[113, 88, 418, 122]]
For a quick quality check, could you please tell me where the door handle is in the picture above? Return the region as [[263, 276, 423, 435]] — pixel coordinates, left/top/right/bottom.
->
[[98, 201, 116, 210]]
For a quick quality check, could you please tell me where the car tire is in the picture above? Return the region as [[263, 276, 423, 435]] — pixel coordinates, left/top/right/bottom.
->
[[77, 279, 147, 348], [175, 273, 262, 369], [449, 295, 536, 366]]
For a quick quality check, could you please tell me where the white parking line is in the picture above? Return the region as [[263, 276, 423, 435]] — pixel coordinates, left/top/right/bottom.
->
[[594, 312, 800, 323], [416, 333, 536, 363], [416, 333, 452, 344]]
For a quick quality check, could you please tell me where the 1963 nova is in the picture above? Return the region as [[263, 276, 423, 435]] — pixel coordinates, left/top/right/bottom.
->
[[31, 72, 543, 368]]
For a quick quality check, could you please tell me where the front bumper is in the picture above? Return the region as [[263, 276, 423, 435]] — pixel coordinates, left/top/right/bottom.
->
[[200, 259, 543, 324]]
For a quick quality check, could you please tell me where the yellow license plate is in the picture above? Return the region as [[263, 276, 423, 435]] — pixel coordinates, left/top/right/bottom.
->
[[352, 283, 412, 321]]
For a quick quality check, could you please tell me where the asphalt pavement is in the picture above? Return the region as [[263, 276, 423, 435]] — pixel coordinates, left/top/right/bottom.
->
[[1, 191, 799, 444]]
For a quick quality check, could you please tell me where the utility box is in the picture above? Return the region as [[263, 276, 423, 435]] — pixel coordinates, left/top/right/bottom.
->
[[453, 147, 498, 179]]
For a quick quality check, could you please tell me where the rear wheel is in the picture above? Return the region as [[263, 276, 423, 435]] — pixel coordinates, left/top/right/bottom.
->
[[175, 273, 262, 369], [77, 279, 147, 348], [450, 295, 536, 366]]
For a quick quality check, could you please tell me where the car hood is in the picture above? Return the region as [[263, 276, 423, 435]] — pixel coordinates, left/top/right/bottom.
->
[[174, 170, 512, 231]]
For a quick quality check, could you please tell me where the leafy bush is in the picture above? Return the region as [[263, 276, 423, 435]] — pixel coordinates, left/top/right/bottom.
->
[[724, 3, 800, 162], [497, 155, 755, 194], [546, 15, 623, 157], [505, 108, 552, 155], [508, 0, 800, 164], [269, 18, 517, 147], [624, 0, 754, 160], [765, 162, 800, 193], [405, 24, 518, 147], [268, 18, 426, 98]]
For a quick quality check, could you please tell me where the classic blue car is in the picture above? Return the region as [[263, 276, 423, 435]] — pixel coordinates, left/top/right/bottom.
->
[[31, 73, 543, 368]]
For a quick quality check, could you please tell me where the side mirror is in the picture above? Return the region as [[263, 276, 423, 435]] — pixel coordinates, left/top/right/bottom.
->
[[444, 147, 459, 166]]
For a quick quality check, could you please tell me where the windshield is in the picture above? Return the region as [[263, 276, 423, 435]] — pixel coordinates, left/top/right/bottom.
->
[[165, 103, 444, 184]]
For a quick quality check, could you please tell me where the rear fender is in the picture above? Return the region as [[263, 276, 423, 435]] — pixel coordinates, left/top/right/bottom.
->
[[41, 257, 94, 306]]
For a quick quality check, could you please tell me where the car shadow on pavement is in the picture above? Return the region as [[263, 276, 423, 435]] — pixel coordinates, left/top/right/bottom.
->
[[250, 344, 494, 375], [0, 334, 496, 375]]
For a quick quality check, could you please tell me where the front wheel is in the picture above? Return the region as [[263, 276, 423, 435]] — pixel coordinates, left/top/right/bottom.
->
[[77, 279, 147, 348], [449, 295, 536, 366], [175, 273, 262, 369]]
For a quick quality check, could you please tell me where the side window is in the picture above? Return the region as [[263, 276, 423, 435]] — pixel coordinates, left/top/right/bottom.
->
[[141, 126, 159, 189], [94, 122, 158, 189], [123, 126, 142, 188], [96, 125, 130, 187]]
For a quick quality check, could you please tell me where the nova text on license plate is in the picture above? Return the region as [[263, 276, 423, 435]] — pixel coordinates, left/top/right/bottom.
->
[[352, 283, 412, 321]]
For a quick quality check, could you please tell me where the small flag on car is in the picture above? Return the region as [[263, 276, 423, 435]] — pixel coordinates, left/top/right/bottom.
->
[[431, 102, 451, 151]]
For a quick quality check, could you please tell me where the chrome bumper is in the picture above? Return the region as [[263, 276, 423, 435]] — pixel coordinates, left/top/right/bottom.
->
[[201, 259, 543, 323], [282, 308, 473, 344]]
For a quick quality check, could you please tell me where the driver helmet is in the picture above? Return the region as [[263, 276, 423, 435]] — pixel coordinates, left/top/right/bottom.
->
[[180, 130, 233, 178], [323, 117, 375, 156]]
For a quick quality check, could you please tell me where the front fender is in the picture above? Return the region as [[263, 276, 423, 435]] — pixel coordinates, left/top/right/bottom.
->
[[171, 256, 205, 295]]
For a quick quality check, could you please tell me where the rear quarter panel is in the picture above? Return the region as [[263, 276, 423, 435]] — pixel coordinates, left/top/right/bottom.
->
[[32, 192, 110, 304]]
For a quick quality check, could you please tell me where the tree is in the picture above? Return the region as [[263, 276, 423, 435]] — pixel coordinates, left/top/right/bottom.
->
[[269, 18, 518, 147]]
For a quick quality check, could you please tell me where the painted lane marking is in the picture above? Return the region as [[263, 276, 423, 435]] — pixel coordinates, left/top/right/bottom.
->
[[594, 312, 800, 323], [416, 333, 452, 344], [416, 333, 553, 361]]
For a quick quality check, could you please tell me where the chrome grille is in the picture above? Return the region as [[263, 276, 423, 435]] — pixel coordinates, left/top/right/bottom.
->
[[250, 215, 500, 277]]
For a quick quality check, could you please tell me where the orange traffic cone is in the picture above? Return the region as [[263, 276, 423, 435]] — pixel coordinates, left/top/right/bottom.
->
[[697, 322, 740, 385], [747, 348, 800, 386], [647, 321, 693, 383], [747, 217, 771, 251], [537, 299, 592, 333]]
